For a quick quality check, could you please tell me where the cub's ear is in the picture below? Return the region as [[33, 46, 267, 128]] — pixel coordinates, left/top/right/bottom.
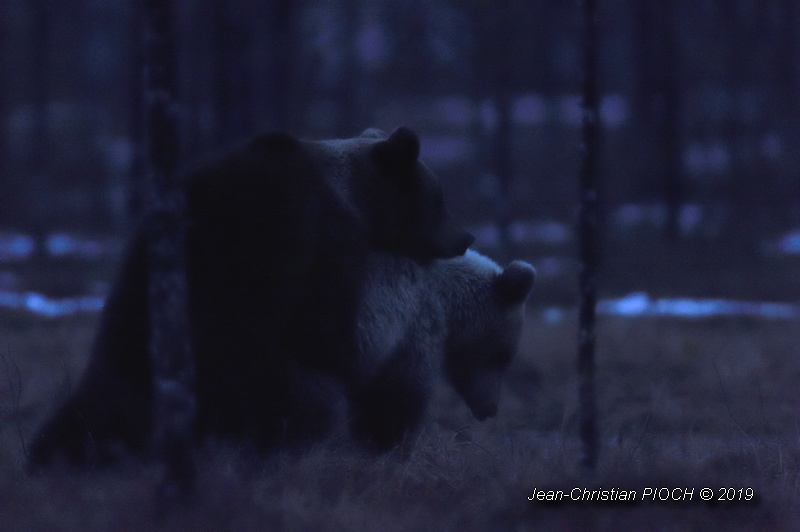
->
[[360, 128, 387, 139], [370, 127, 420, 169], [494, 261, 536, 305]]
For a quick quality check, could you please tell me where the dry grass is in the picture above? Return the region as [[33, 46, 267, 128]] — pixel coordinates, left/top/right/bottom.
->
[[1, 308, 798, 530]]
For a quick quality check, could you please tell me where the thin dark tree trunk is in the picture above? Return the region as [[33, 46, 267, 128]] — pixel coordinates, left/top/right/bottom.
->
[[725, 2, 755, 248], [266, 1, 295, 132], [30, 0, 49, 255], [128, 5, 146, 222], [0, 3, 7, 227], [470, 1, 516, 262], [778, 0, 800, 118], [660, 0, 682, 241], [577, 0, 599, 472], [493, 91, 515, 263], [144, 0, 196, 507], [339, 0, 361, 135], [635, 0, 682, 241], [778, 0, 800, 227], [215, 1, 253, 144], [487, 4, 515, 263]]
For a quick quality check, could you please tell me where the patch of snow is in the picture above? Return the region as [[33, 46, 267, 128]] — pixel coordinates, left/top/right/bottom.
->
[[1, 232, 116, 261], [684, 140, 730, 173], [418, 135, 472, 165], [597, 292, 800, 320], [541, 307, 565, 325], [760, 133, 782, 161], [512, 220, 571, 244], [678, 204, 703, 235], [478, 100, 499, 131], [513, 95, 548, 125], [558, 95, 583, 126], [3, 287, 797, 322], [0, 290, 105, 318], [777, 230, 800, 255], [357, 19, 389, 67], [103, 137, 134, 171], [0, 233, 35, 261], [45, 233, 105, 259], [612, 203, 667, 228], [599, 94, 629, 127], [434, 96, 474, 126], [535, 257, 566, 278], [470, 220, 571, 248], [610, 203, 727, 237]]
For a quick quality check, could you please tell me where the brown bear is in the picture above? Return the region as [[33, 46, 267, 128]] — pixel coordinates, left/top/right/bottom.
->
[[29, 127, 473, 467]]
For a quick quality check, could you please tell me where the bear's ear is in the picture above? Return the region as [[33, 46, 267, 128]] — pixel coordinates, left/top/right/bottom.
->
[[360, 128, 387, 139], [494, 261, 536, 305], [370, 127, 420, 169], [248, 132, 300, 155]]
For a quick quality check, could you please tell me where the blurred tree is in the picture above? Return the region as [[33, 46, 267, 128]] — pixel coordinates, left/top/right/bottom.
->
[[466, 1, 519, 262], [0, 2, 7, 226], [144, 0, 196, 507], [777, 0, 800, 124], [724, 0, 758, 245], [245, 0, 293, 135], [128, 4, 146, 222], [1, 0, 799, 268], [214, 0, 254, 144], [337, 0, 363, 135], [487, 6, 516, 263], [28, 0, 50, 253], [1, 2, 33, 229], [264, 0, 300, 133], [776, 0, 800, 227], [578, 0, 599, 471], [659, 1, 682, 242], [634, 0, 683, 241]]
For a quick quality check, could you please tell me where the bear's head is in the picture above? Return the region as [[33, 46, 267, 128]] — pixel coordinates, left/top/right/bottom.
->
[[189, 127, 472, 265], [321, 127, 474, 263], [444, 254, 536, 421]]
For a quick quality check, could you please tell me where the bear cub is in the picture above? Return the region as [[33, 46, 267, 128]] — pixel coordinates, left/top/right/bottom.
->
[[352, 250, 536, 450]]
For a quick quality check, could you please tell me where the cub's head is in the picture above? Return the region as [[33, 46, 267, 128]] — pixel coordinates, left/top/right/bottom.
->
[[444, 253, 536, 421]]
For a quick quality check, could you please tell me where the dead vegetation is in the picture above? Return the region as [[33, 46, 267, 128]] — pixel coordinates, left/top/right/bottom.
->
[[1, 308, 798, 530]]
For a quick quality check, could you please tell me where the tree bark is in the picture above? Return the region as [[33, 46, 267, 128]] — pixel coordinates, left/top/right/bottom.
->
[[660, 0, 682, 241], [144, 0, 196, 506], [577, 0, 599, 472], [128, 4, 146, 222], [29, 0, 49, 254]]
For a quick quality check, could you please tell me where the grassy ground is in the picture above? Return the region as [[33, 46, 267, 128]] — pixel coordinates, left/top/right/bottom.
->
[[1, 306, 798, 530]]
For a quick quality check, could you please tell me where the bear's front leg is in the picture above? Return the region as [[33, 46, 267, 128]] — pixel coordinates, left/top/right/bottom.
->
[[349, 350, 429, 452], [29, 229, 153, 469]]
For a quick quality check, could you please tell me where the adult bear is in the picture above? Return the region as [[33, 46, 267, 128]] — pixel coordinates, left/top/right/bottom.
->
[[352, 250, 535, 450], [29, 127, 474, 467]]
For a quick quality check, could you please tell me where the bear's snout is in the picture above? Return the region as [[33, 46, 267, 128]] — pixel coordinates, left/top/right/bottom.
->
[[454, 231, 476, 256], [434, 228, 475, 259], [470, 402, 498, 421]]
